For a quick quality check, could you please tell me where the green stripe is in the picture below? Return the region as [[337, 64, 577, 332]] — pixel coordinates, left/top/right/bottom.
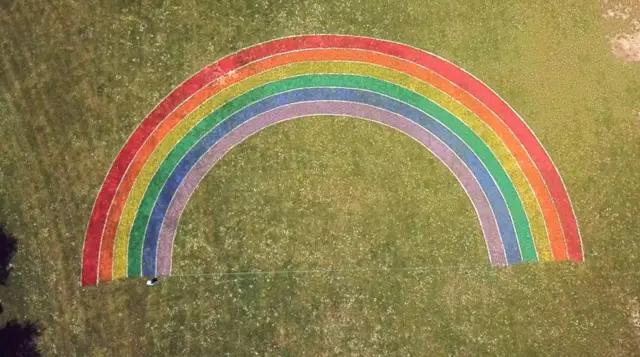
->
[[127, 74, 536, 276]]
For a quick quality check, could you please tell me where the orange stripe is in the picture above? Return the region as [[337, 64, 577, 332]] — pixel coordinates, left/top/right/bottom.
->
[[98, 48, 567, 280]]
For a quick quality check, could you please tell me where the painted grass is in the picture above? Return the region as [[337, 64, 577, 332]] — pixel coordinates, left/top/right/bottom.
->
[[0, 0, 639, 355]]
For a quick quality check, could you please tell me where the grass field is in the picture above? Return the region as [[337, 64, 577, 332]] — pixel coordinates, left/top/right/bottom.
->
[[1, 0, 640, 355]]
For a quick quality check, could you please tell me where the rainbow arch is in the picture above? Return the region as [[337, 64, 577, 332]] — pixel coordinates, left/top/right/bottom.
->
[[81, 35, 583, 285]]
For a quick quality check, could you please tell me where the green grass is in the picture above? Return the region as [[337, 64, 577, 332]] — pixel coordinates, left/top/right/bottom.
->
[[1, 0, 640, 355]]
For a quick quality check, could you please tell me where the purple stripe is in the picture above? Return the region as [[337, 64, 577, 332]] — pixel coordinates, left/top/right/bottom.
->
[[156, 101, 506, 275]]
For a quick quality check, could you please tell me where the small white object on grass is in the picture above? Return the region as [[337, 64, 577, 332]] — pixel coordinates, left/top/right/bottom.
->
[[146, 277, 158, 286]]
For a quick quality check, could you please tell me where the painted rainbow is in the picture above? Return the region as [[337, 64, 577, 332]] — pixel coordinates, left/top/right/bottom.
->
[[81, 35, 583, 285]]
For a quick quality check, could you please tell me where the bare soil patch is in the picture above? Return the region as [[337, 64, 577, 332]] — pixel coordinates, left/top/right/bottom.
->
[[602, 1, 640, 62]]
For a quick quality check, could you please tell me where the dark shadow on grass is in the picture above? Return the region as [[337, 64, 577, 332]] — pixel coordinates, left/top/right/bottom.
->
[[0, 224, 17, 286], [0, 223, 42, 356], [0, 320, 42, 357]]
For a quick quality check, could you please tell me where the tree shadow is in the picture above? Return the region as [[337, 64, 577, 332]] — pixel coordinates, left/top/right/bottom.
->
[[0, 319, 42, 357], [0, 224, 42, 356], [0, 224, 17, 286]]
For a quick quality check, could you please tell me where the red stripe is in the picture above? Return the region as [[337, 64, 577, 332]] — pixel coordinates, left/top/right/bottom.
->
[[81, 35, 581, 285], [446, 72, 583, 261]]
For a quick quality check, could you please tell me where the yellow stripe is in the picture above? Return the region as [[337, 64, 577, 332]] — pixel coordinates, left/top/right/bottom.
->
[[112, 61, 552, 278]]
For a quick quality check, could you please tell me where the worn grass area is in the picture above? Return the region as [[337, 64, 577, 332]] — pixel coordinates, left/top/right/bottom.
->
[[1, 0, 640, 355]]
